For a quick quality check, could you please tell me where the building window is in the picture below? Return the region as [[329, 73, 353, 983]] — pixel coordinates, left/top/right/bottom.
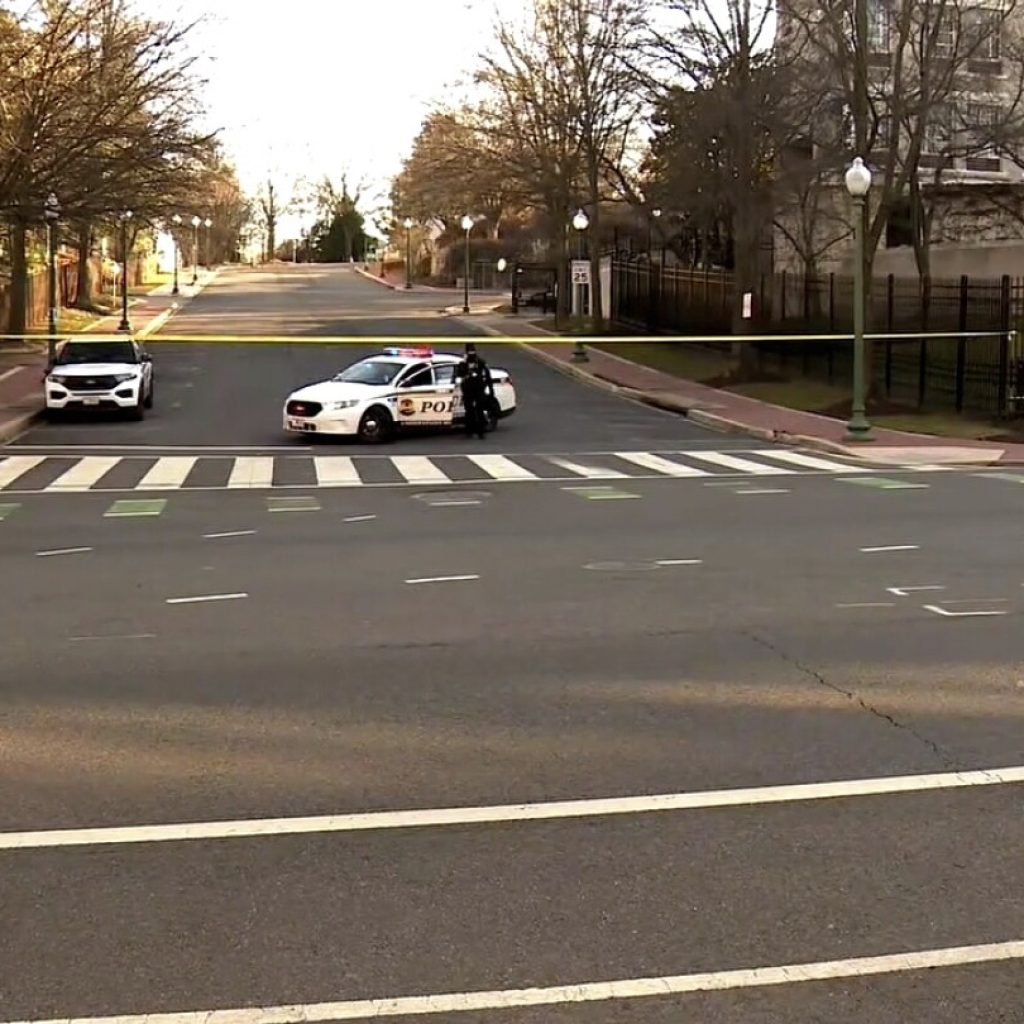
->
[[933, 10, 956, 57], [868, 0, 892, 52], [964, 8, 1002, 61], [922, 103, 954, 154], [967, 102, 1000, 157]]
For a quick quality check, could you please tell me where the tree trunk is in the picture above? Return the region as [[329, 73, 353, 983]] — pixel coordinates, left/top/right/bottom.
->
[[74, 223, 95, 311], [587, 167, 603, 332], [8, 219, 28, 337]]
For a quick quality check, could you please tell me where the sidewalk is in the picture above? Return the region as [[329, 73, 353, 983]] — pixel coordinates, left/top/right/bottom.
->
[[479, 314, 1024, 466], [353, 264, 510, 309], [0, 269, 216, 444]]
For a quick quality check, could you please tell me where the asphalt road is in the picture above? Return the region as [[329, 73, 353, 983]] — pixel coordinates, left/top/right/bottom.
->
[[2, 264, 1023, 1023]]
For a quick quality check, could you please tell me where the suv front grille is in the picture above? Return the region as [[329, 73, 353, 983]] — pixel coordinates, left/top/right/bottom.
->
[[287, 400, 322, 417], [68, 376, 119, 391]]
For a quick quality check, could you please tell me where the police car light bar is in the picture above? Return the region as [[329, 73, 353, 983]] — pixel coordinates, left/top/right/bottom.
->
[[383, 346, 434, 358]]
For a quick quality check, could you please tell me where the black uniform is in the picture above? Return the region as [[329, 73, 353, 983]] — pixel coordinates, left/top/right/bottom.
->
[[455, 345, 494, 438]]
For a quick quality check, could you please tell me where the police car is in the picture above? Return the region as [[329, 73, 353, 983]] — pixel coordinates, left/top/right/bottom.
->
[[283, 347, 516, 442], [44, 337, 154, 419]]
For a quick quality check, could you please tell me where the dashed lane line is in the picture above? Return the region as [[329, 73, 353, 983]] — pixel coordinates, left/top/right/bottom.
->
[[3, 941, 1023, 1022], [1, 764, 1021, 851]]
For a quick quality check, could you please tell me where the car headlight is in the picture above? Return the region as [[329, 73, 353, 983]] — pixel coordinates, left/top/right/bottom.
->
[[329, 400, 359, 410], [112, 372, 139, 383], [47, 375, 70, 386]]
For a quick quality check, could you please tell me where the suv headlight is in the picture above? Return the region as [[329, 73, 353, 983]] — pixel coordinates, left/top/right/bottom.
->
[[112, 372, 139, 383], [48, 374, 70, 386], [329, 400, 359, 410]]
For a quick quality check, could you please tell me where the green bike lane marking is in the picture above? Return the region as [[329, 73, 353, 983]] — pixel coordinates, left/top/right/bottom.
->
[[267, 495, 321, 513], [0, 503, 20, 521], [562, 485, 641, 501], [104, 499, 168, 518], [838, 477, 930, 490], [975, 472, 1024, 484]]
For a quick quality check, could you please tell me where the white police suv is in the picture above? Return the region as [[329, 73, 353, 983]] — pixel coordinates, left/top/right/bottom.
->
[[283, 347, 516, 442], [45, 337, 154, 420]]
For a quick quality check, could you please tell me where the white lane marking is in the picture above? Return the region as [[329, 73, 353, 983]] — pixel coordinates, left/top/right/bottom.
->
[[836, 602, 896, 609], [466, 453, 538, 480], [136, 456, 197, 490], [67, 633, 155, 642], [431, 500, 482, 507], [36, 547, 93, 558], [924, 604, 1009, 618], [43, 456, 120, 492], [0, 455, 45, 489], [734, 488, 790, 495], [685, 451, 792, 475], [227, 456, 274, 489], [314, 456, 361, 487], [3, 764, 1022, 851], [0, 365, 25, 383], [391, 455, 452, 484], [861, 545, 920, 553], [344, 514, 377, 522], [656, 559, 703, 566], [615, 452, 709, 477], [546, 456, 627, 479], [888, 585, 945, 597], [751, 449, 864, 473], [165, 592, 248, 605], [405, 574, 480, 585], [4, 941, 1024, 1023], [203, 530, 257, 540]]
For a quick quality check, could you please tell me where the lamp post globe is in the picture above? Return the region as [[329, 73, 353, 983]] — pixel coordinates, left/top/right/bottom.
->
[[572, 209, 589, 232], [844, 157, 873, 442]]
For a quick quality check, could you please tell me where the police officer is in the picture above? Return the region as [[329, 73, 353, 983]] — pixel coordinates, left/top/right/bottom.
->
[[455, 342, 494, 438]]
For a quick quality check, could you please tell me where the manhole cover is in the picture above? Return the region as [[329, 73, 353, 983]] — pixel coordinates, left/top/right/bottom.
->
[[413, 490, 492, 505], [583, 560, 659, 572]]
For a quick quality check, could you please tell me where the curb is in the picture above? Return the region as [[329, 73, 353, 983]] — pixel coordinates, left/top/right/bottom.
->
[[0, 407, 40, 444], [354, 266, 397, 290]]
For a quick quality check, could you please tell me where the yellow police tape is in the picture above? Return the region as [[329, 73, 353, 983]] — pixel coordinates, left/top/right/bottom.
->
[[0, 330, 1010, 344]]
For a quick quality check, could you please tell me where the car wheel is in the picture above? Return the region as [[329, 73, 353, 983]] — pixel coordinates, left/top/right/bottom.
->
[[130, 396, 145, 421], [357, 405, 393, 443], [144, 380, 154, 409]]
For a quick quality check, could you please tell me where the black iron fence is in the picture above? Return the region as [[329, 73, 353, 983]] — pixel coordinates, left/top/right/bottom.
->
[[609, 256, 1024, 418]]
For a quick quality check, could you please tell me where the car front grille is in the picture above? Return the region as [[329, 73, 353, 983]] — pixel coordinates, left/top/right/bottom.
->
[[287, 400, 322, 417], [68, 376, 119, 391]]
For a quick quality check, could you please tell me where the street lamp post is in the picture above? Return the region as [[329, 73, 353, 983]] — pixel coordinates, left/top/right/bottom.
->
[[403, 217, 414, 289], [191, 215, 200, 285], [171, 214, 181, 295], [43, 193, 60, 362], [571, 209, 590, 363], [648, 207, 662, 255], [844, 157, 873, 442], [118, 210, 133, 332], [204, 217, 212, 267], [460, 214, 474, 314]]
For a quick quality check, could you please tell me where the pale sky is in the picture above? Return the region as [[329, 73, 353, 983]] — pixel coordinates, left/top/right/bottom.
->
[[153, 0, 521, 236]]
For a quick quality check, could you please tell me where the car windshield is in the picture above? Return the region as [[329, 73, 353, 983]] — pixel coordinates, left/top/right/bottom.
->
[[333, 359, 403, 385], [55, 341, 137, 365]]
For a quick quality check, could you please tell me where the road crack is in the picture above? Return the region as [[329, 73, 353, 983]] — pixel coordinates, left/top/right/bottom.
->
[[746, 630, 958, 770]]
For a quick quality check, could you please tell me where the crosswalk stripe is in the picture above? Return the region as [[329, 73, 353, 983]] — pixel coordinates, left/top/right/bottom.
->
[[749, 450, 863, 473], [227, 456, 274, 489], [44, 456, 120, 491], [615, 452, 710, 477], [314, 456, 361, 487], [391, 455, 451, 484], [546, 456, 628, 479], [0, 455, 45, 489], [136, 456, 197, 490], [684, 451, 792, 475], [467, 454, 539, 480]]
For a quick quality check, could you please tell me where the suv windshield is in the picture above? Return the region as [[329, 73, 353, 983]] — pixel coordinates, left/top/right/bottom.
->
[[334, 359, 403, 385], [55, 341, 137, 365]]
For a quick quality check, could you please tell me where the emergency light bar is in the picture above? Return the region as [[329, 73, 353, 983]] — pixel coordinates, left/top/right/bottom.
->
[[382, 346, 433, 358]]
